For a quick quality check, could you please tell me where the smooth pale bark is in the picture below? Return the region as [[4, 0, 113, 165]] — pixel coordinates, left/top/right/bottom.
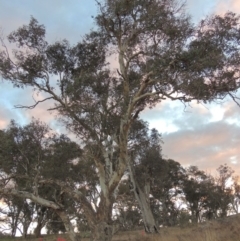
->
[[87, 191, 114, 241], [84, 132, 129, 241], [128, 163, 159, 233], [0, 189, 63, 209], [134, 184, 158, 233]]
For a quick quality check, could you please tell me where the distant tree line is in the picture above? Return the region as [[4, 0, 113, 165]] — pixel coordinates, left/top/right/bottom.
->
[[0, 120, 239, 237]]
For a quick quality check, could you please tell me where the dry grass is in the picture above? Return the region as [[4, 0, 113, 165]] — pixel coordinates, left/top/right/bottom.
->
[[3, 214, 240, 241], [113, 214, 240, 241]]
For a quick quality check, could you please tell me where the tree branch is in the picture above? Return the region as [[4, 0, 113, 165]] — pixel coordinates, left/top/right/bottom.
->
[[14, 97, 53, 109], [38, 179, 96, 220], [228, 92, 240, 107], [0, 188, 63, 210]]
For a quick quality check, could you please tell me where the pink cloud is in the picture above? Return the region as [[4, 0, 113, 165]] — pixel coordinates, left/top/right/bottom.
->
[[0, 119, 8, 129], [162, 121, 240, 176], [216, 0, 240, 15]]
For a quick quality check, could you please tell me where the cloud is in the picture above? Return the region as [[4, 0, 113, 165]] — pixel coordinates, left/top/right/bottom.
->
[[161, 104, 240, 175], [140, 99, 225, 134], [141, 87, 240, 176], [216, 0, 240, 15], [0, 81, 58, 128], [0, 82, 32, 127]]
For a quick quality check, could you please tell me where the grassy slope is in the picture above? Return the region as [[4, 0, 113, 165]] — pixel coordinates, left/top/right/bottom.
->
[[3, 214, 240, 241]]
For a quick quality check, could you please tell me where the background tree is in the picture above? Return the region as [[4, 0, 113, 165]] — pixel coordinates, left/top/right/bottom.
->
[[182, 164, 237, 222], [231, 176, 240, 214], [0, 196, 24, 237], [33, 205, 50, 238], [149, 159, 186, 227], [183, 166, 213, 223], [1, 0, 240, 240], [0, 120, 82, 241], [213, 164, 235, 217]]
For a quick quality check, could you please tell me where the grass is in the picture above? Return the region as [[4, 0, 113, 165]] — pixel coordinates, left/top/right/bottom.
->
[[2, 214, 240, 241]]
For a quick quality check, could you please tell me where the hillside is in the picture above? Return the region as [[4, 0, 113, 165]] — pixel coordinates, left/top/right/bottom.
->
[[2, 214, 240, 241]]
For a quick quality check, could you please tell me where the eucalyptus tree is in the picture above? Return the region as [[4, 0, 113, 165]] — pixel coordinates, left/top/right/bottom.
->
[[34, 205, 50, 238], [0, 196, 29, 237], [198, 165, 236, 219], [0, 120, 82, 240], [1, 0, 240, 240], [183, 166, 213, 223], [182, 165, 237, 222], [214, 164, 235, 217], [149, 159, 186, 227], [231, 176, 240, 214]]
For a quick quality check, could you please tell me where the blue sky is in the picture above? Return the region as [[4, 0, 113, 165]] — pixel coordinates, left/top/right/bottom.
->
[[0, 0, 240, 176]]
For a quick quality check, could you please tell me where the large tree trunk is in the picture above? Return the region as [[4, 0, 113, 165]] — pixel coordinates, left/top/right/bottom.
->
[[55, 210, 80, 241], [11, 223, 17, 237], [11, 208, 21, 237], [128, 163, 158, 233], [84, 203, 115, 241], [34, 222, 43, 238], [90, 201, 114, 241], [34, 207, 47, 238], [91, 221, 113, 241], [22, 223, 29, 238], [87, 190, 115, 241]]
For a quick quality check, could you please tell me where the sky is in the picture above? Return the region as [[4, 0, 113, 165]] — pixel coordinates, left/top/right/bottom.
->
[[0, 0, 240, 177]]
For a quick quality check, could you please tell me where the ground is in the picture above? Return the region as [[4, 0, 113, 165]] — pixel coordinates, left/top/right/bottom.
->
[[2, 214, 240, 241]]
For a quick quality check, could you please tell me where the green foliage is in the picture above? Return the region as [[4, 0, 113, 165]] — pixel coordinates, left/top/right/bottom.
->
[[0, 120, 83, 235]]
